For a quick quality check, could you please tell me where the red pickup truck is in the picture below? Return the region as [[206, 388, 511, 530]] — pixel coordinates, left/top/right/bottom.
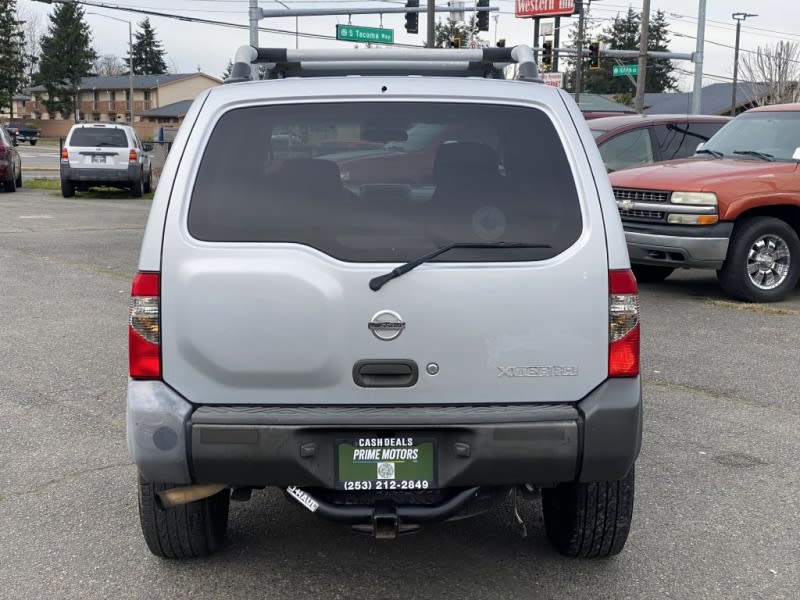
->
[[609, 103, 800, 302]]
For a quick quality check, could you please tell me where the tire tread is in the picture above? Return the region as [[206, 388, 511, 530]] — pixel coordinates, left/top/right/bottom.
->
[[542, 467, 634, 558]]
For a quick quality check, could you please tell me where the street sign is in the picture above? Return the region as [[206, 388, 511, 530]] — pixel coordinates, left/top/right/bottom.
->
[[336, 24, 394, 45], [613, 64, 639, 76], [542, 72, 564, 88], [515, 0, 576, 18]]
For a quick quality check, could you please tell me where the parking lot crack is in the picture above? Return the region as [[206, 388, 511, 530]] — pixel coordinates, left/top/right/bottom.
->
[[13, 462, 133, 499]]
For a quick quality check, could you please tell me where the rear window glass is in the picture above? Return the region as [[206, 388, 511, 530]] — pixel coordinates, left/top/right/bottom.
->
[[188, 102, 582, 263], [69, 128, 128, 147]]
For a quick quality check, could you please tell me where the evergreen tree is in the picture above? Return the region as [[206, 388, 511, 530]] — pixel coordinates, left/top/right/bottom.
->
[[129, 18, 167, 75], [0, 0, 26, 117], [36, 3, 96, 119], [564, 8, 677, 95], [647, 10, 678, 93], [433, 17, 484, 48]]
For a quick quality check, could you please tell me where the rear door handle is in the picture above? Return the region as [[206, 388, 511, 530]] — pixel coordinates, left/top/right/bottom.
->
[[353, 360, 419, 388]]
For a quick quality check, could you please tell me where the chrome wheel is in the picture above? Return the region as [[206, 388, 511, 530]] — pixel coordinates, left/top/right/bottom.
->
[[746, 234, 790, 290]]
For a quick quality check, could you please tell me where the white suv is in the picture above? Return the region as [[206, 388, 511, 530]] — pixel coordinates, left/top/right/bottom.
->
[[127, 46, 642, 559], [60, 122, 153, 198]]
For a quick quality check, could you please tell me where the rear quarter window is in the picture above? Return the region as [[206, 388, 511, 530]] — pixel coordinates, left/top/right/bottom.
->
[[187, 102, 583, 263]]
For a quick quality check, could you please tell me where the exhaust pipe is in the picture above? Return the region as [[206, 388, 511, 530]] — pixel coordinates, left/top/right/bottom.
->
[[157, 483, 227, 508]]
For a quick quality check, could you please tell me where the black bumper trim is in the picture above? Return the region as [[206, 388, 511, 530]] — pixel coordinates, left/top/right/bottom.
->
[[188, 379, 641, 488], [192, 403, 577, 426]]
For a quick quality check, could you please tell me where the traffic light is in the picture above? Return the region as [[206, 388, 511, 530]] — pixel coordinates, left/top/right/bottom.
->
[[589, 41, 601, 70], [477, 0, 489, 32], [542, 40, 553, 66], [405, 0, 419, 34]]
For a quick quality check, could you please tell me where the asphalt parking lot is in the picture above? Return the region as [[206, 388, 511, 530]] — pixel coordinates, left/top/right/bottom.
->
[[1, 189, 798, 599]]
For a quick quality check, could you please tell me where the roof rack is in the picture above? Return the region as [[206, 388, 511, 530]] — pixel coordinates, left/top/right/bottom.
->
[[225, 45, 541, 83]]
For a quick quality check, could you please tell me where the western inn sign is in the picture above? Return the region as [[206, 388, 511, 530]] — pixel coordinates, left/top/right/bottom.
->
[[515, 0, 576, 18]]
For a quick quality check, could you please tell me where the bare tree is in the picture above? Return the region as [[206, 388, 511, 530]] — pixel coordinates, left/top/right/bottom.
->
[[92, 54, 127, 77], [740, 41, 800, 105], [16, 4, 42, 86]]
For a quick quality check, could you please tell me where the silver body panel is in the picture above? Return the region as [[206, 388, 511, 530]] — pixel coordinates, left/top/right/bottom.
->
[[141, 77, 630, 407]]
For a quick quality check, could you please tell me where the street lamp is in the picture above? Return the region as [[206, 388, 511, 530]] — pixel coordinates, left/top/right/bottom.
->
[[89, 12, 134, 124], [274, 1, 299, 49], [731, 12, 757, 116]]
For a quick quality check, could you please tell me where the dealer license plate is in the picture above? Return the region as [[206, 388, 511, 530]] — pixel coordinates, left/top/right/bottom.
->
[[92, 155, 106, 164], [336, 436, 436, 491]]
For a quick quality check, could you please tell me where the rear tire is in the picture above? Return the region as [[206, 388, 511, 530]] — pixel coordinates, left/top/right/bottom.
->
[[61, 179, 75, 198], [5, 172, 17, 193], [131, 174, 143, 198], [15, 169, 22, 188], [143, 169, 152, 194], [542, 466, 635, 558], [137, 473, 230, 559], [30, 140, 37, 146], [718, 217, 800, 303], [632, 264, 674, 283]]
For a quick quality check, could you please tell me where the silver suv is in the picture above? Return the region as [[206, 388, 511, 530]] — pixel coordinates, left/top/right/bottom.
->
[[127, 46, 642, 559], [61, 122, 152, 198]]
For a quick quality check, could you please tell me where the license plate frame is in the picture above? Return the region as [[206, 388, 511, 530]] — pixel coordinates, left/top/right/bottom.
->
[[91, 155, 106, 164], [335, 435, 437, 491]]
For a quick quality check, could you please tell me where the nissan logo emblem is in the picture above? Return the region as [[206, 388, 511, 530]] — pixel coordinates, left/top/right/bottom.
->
[[368, 310, 406, 341]]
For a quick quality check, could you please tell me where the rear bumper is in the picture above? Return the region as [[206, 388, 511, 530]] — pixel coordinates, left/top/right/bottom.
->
[[128, 378, 642, 487], [61, 164, 140, 184]]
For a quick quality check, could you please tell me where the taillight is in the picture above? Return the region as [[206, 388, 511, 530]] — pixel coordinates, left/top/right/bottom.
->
[[609, 269, 640, 377], [129, 149, 138, 162], [129, 272, 161, 379], [61, 147, 69, 162]]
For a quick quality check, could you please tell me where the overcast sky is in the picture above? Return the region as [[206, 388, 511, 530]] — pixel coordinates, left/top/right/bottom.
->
[[18, 0, 800, 90]]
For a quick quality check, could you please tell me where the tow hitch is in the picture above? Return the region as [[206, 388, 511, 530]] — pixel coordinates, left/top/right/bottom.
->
[[285, 486, 481, 539]]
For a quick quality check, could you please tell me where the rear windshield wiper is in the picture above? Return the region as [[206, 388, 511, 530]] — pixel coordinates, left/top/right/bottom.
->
[[369, 242, 551, 291], [733, 150, 775, 161], [695, 148, 724, 158]]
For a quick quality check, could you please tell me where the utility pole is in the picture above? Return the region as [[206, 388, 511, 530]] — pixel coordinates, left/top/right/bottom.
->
[[427, 0, 435, 48], [731, 12, 757, 116], [553, 16, 561, 72], [634, 0, 650, 113], [249, 0, 259, 46], [574, 1, 586, 104], [691, 0, 706, 114]]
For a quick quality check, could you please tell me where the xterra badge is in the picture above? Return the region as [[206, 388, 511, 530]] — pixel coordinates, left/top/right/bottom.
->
[[498, 366, 579, 377]]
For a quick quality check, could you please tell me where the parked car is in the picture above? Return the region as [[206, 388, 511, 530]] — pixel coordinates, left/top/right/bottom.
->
[[5, 121, 39, 146], [127, 45, 641, 559], [60, 123, 153, 198], [590, 114, 730, 172], [0, 125, 22, 193], [609, 103, 800, 302]]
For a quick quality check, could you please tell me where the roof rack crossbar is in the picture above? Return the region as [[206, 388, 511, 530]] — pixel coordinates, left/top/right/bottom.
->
[[225, 45, 541, 83]]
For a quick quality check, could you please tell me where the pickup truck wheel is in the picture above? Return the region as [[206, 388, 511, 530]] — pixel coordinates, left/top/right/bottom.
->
[[632, 265, 674, 283], [29, 140, 37, 146], [718, 217, 800, 302], [61, 179, 75, 198], [137, 473, 230, 559], [542, 466, 635, 558]]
